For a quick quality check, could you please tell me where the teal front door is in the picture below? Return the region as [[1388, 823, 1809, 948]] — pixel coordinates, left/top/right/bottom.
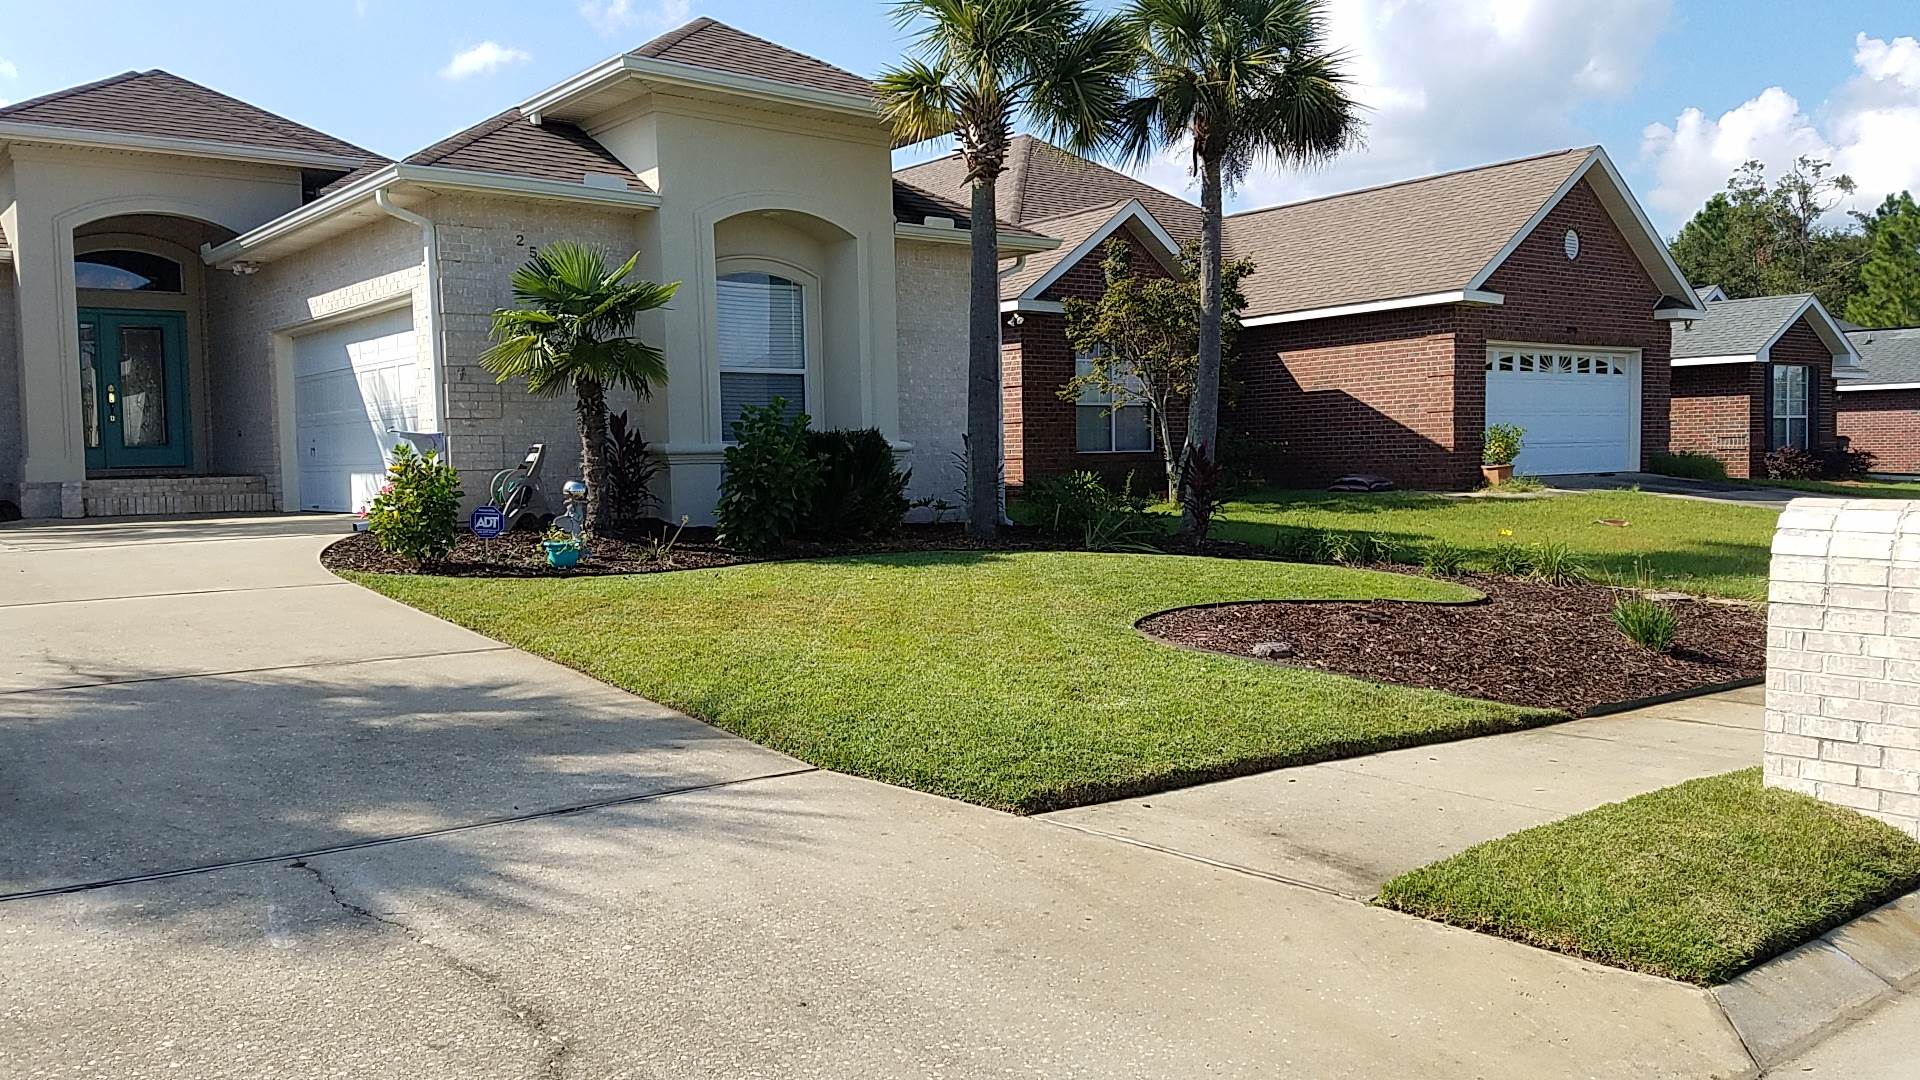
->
[[78, 309, 191, 470]]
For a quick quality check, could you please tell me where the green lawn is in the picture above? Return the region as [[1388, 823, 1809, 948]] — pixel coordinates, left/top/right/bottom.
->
[[1748, 477, 1920, 499], [352, 551, 1556, 813], [1377, 770, 1920, 985], [1208, 489, 1778, 599]]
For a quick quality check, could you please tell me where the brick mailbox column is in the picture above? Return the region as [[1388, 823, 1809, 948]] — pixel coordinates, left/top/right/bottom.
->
[[1766, 498, 1920, 839]]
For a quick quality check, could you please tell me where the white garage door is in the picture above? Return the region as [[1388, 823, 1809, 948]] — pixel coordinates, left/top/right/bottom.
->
[[1485, 345, 1639, 475], [293, 308, 421, 512]]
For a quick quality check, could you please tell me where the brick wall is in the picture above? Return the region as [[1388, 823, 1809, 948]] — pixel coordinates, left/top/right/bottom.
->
[[1772, 318, 1842, 458], [1839, 389, 1920, 473], [0, 264, 19, 506], [1766, 498, 1920, 840], [1671, 364, 1765, 477]]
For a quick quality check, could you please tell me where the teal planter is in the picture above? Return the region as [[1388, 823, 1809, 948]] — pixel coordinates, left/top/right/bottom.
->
[[543, 541, 583, 568]]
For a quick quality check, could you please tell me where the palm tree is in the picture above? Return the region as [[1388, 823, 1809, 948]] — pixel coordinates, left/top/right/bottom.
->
[[1117, 0, 1360, 535], [877, 0, 1135, 538], [479, 242, 679, 536]]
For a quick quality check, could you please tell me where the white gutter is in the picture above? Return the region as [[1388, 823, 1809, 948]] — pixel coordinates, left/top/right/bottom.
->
[[1241, 289, 1505, 328], [1839, 381, 1920, 392], [1000, 299, 1064, 314], [373, 189, 450, 439], [1670, 354, 1761, 367], [0, 120, 367, 170], [520, 54, 878, 127]]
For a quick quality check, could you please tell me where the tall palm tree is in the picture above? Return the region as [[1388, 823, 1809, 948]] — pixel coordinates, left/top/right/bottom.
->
[[877, 0, 1135, 538], [479, 242, 679, 536], [1117, 0, 1360, 535]]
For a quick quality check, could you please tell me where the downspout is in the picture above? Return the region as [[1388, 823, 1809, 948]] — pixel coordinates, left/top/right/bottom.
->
[[373, 189, 450, 441]]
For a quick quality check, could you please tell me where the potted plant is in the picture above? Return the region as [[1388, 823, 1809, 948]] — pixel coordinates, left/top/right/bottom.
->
[[1481, 424, 1524, 485], [541, 525, 584, 569]]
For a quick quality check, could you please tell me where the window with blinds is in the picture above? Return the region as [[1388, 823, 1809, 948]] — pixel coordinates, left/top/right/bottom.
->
[[717, 271, 807, 439]]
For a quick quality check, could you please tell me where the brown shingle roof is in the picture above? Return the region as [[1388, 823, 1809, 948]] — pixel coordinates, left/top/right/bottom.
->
[[895, 135, 1204, 238], [996, 200, 1129, 298], [892, 178, 974, 228], [1220, 147, 1592, 318], [403, 109, 648, 191], [629, 18, 872, 98], [0, 69, 384, 166]]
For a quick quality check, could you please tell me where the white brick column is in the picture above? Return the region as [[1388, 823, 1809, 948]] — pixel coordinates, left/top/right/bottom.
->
[[1766, 498, 1920, 839]]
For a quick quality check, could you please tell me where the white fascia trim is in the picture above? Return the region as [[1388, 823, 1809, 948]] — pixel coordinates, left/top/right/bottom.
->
[[1838, 381, 1920, 392], [1465, 147, 1707, 318], [0, 120, 368, 170], [1241, 289, 1505, 328], [520, 55, 877, 125], [1654, 308, 1704, 321], [0, 247, 11, 264], [896, 222, 1059, 254], [203, 163, 659, 266], [1000, 299, 1066, 314], [1671, 354, 1760, 367], [1020, 200, 1179, 302], [1755, 294, 1864, 367]]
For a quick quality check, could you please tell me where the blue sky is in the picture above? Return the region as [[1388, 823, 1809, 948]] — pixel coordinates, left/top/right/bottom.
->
[[1, 0, 1914, 232]]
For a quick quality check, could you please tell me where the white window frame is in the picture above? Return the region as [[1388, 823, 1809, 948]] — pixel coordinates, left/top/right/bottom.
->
[[1770, 364, 1811, 450], [714, 256, 821, 443], [1073, 351, 1154, 455]]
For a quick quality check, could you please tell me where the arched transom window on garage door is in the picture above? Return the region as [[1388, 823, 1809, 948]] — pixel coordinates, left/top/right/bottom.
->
[[1485, 348, 1632, 376]]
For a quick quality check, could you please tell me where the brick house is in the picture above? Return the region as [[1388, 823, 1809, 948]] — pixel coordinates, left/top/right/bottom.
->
[[0, 19, 1051, 520], [899, 140, 1706, 491], [1670, 289, 1865, 478], [1836, 326, 1920, 474]]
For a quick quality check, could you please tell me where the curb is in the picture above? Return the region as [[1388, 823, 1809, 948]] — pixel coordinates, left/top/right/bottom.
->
[[1712, 888, 1920, 1068], [1581, 675, 1764, 718]]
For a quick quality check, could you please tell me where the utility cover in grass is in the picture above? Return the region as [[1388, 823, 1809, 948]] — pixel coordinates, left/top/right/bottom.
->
[[1377, 769, 1920, 985]]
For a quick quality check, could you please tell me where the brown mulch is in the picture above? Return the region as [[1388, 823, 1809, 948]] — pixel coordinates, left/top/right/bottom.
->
[[1137, 574, 1764, 716]]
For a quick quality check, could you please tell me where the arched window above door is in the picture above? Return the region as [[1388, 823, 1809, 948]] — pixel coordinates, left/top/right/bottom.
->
[[75, 249, 183, 293]]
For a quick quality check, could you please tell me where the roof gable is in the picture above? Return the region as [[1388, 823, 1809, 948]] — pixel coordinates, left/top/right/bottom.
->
[[895, 135, 1204, 238], [629, 18, 871, 98], [0, 69, 383, 168], [403, 110, 647, 192], [1000, 200, 1181, 302], [1673, 294, 1861, 366]]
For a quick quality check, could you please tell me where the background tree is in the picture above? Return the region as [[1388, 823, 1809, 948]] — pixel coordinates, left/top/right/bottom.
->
[[1846, 192, 1920, 328], [479, 242, 678, 536], [1669, 158, 1868, 311], [1115, 0, 1360, 537], [877, 0, 1135, 539], [1061, 236, 1251, 500]]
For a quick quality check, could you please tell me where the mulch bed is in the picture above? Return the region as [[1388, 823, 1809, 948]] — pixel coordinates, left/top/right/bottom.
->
[[1137, 574, 1764, 716]]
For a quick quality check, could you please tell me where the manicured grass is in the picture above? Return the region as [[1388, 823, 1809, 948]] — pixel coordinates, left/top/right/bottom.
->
[[1208, 489, 1777, 599], [1749, 477, 1920, 499], [352, 551, 1556, 813], [1377, 770, 1920, 985]]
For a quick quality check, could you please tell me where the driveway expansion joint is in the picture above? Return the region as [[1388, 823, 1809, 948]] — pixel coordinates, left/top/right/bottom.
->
[[1041, 817, 1369, 902]]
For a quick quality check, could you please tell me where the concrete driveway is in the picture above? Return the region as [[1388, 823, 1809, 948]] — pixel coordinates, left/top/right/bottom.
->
[[1, 516, 1761, 1078]]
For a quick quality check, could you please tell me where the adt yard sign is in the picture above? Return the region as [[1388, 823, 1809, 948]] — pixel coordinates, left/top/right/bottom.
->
[[471, 506, 506, 539]]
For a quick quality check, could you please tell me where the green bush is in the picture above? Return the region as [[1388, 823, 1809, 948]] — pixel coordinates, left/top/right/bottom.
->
[[1487, 474, 1544, 493], [1648, 451, 1729, 482], [366, 443, 464, 568], [1764, 446, 1824, 480], [1486, 542, 1533, 576], [1322, 531, 1392, 566], [1614, 594, 1679, 652], [604, 410, 663, 529], [1022, 471, 1160, 552], [716, 400, 822, 553], [1420, 540, 1468, 577], [1269, 525, 1324, 563], [805, 428, 910, 540], [1482, 424, 1525, 466], [1529, 541, 1588, 585]]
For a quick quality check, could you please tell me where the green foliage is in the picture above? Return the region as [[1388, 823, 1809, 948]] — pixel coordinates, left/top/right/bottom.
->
[[1528, 541, 1588, 586], [1268, 525, 1324, 563], [1321, 530, 1392, 566], [1481, 424, 1525, 466], [1669, 159, 1868, 313], [603, 410, 661, 529], [1613, 594, 1679, 652], [1023, 471, 1160, 551], [1420, 540, 1468, 577], [365, 443, 464, 568], [804, 428, 911, 540], [1764, 446, 1825, 480], [1487, 474, 1544, 493], [1485, 542, 1533, 576], [715, 400, 823, 553], [1648, 451, 1730, 482], [1846, 192, 1920, 328]]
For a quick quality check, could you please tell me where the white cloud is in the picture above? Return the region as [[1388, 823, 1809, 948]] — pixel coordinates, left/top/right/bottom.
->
[[0, 58, 18, 81], [439, 41, 532, 81], [1640, 33, 1920, 228], [1122, 0, 1667, 212], [580, 0, 690, 37]]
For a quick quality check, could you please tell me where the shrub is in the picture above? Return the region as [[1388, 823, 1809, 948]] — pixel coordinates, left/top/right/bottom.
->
[[716, 400, 822, 553], [1486, 542, 1533, 576], [366, 443, 464, 568], [1420, 540, 1468, 577], [1482, 424, 1525, 466], [1023, 471, 1115, 535], [1529, 541, 1588, 585], [1269, 525, 1324, 563], [1614, 595, 1679, 652], [1764, 446, 1824, 480], [805, 428, 911, 540], [1487, 474, 1545, 493], [1648, 451, 1729, 482], [604, 410, 662, 530], [1822, 442, 1877, 480], [1322, 531, 1392, 566]]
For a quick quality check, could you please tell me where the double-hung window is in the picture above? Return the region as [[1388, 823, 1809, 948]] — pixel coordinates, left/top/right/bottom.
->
[[1770, 364, 1810, 450], [1073, 352, 1153, 453], [717, 271, 807, 440]]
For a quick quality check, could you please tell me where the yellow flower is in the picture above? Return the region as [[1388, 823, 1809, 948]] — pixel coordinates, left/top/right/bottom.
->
[[1499, 528, 1514, 538]]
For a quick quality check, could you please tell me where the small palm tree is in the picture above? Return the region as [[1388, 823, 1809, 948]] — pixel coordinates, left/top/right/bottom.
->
[[479, 242, 679, 535], [1117, 0, 1361, 535], [877, 0, 1135, 539]]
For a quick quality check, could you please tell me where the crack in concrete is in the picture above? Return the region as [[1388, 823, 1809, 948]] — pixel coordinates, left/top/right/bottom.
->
[[292, 858, 574, 1078]]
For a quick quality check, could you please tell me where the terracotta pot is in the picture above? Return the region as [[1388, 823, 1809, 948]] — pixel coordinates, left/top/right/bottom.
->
[[1481, 463, 1515, 485]]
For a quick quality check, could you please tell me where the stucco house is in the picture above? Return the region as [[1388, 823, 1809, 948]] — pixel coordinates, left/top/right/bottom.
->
[[0, 19, 1051, 520], [1669, 287, 1865, 478], [899, 138, 1708, 490], [1837, 326, 1920, 474]]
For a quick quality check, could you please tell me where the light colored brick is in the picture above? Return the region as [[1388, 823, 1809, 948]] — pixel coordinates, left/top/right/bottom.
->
[[1769, 581, 1827, 605], [1837, 508, 1903, 533], [1822, 698, 1885, 724], [1831, 559, 1892, 586], [1772, 555, 1830, 583], [1887, 747, 1920, 772], [1770, 602, 1826, 629], [1765, 732, 1820, 758], [1824, 654, 1886, 679], [1835, 533, 1899, 560], [1865, 722, 1920, 750], [1826, 609, 1889, 635], [1880, 790, 1920, 818], [1773, 530, 1832, 557], [1804, 715, 1864, 740], [1818, 782, 1881, 810], [1822, 740, 1883, 767], [1827, 586, 1890, 611], [1860, 768, 1920, 795]]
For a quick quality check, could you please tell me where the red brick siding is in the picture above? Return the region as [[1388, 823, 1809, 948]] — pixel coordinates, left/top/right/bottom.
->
[[1770, 318, 1841, 458], [1839, 389, 1920, 473], [1671, 363, 1765, 477]]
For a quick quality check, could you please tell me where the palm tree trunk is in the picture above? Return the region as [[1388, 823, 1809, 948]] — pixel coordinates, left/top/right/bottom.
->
[[1182, 154, 1225, 536], [966, 175, 1003, 540], [575, 376, 610, 536]]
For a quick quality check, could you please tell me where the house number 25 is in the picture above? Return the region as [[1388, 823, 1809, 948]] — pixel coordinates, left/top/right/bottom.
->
[[515, 234, 538, 258]]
